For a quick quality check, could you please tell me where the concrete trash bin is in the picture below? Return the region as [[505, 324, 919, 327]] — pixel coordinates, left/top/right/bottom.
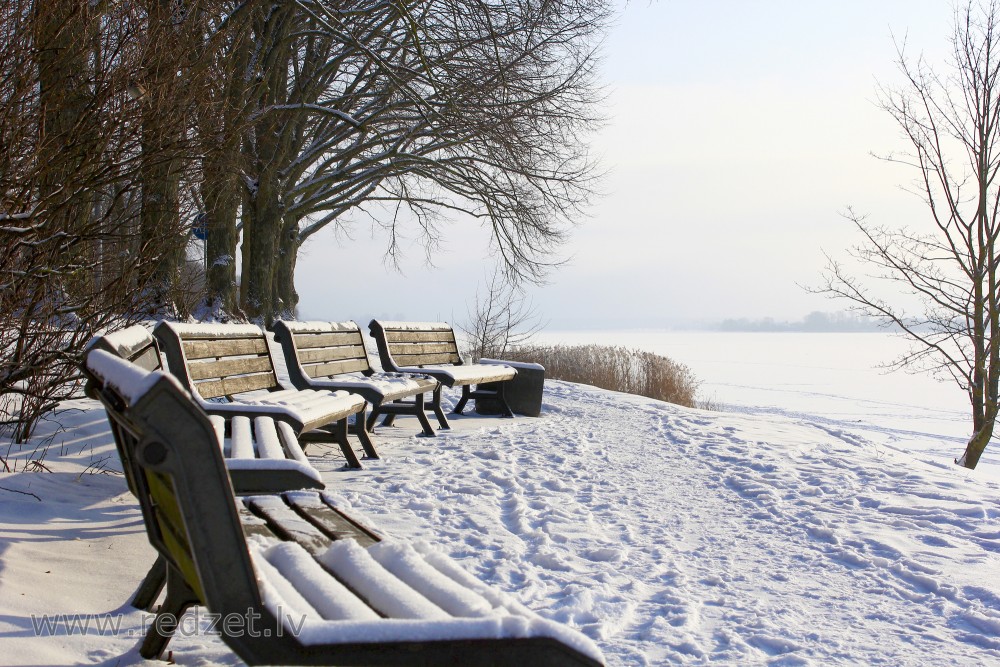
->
[[474, 358, 545, 417]]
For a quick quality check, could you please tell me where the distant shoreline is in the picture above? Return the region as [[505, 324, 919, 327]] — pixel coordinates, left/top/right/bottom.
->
[[542, 312, 895, 334]]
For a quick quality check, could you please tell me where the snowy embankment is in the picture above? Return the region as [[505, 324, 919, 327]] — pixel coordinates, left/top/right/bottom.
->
[[2, 380, 1000, 665]]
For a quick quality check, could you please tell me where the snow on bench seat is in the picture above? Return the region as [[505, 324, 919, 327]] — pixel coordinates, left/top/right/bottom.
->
[[396, 363, 516, 385], [248, 534, 603, 663], [209, 415, 322, 487]]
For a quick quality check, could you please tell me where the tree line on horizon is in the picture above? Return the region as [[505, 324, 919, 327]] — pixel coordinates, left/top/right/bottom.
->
[[717, 311, 884, 333], [0, 0, 609, 441]]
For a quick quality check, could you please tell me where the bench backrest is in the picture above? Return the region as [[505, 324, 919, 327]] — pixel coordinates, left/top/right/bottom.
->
[[85, 325, 164, 495], [154, 322, 281, 400], [87, 324, 163, 372], [368, 320, 462, 370], [271, 320, 371, 381], [83, 349, 263, 617]]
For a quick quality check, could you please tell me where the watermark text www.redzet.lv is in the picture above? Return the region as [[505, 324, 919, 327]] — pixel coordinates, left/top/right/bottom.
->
[[29, 607, 306, 638]]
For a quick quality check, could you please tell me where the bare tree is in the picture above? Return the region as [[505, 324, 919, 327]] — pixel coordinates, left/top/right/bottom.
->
[[460, 267, 544, 361], [1, 0, 220, 441], [819, 0, 1000, 469], [234, 0, 608, 323]]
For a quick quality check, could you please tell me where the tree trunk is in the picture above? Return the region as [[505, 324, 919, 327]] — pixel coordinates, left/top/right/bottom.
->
[[273, 221, 300, 320], [138, 0, 186, 315], [202, 157, 241, 316], [139, 133, 183, 314], [238, 3, 294, 325], [195, 3, 252, 319], [33, 0, 97, 241], [239, 171, 282, 324], [959, 419, 995, 469]]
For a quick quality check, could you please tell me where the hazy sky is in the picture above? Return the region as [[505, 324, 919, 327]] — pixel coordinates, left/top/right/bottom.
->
[[296, 1, 954, 330]]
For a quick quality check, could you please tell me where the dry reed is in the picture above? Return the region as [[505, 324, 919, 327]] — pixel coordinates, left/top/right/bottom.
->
[[503, 344, 700, 408]]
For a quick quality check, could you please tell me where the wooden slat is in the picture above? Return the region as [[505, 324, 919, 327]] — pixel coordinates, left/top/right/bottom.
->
[[286, 495, 379, 547], [293, 331, 363, 349], [183, 337, 268, 360], [245, 497, 332, 555], [130, 346, 162, 372], [229, 416, 254, 459], [238, 505, 276, 541], [305, 358, 370, 378], [385, 331, 456, 344], [194, 372, 277, 399], [297, 345, 366, 365], [188, 355, 273, 381], [394, 352, 461, 366], [390, 342, 457, 355], [253, 417, 285, 460]]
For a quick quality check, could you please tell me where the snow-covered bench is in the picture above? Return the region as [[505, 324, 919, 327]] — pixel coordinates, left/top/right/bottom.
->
[[87, 325, 324, 494], [153, 321, 375, 468], [85, 325, 327, 611], [368, 320, 517, 423], [272, 320, 443, 436], [83, 348, 604, 666]]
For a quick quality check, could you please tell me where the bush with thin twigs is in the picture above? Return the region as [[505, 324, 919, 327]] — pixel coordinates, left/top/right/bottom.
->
[[503, 344, 701, 408]]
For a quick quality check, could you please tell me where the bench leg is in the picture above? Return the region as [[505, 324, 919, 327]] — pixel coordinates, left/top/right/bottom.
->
[[365, 407, 379, 432], [301, 422, 364, 469], [334, 417, 364, 469], [413, 393, 436, 436], [140, 567, 198, 659], [353, 415, 381, 459], [131, 554, 167, 611], [452, 384, 471, 415], [431, 385, 451, 429], [495, 381, 515, 418], [370, 397, 436, 437]]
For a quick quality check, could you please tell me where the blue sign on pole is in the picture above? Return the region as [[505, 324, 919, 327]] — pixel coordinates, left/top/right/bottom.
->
[[192, 212, 208, 241]]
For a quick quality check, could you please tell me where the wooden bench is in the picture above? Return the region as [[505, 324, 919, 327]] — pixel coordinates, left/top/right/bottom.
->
[[153, 321, 375, 468], [87, 325, 325, 494], [85, 325, 328, 612], [368, 320, 518, 423], [272, 320, 443, 436], [83, 348, 604, 667]]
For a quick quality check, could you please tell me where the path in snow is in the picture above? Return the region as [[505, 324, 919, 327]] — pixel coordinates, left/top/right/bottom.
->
[[318, 381, 1000, 666]]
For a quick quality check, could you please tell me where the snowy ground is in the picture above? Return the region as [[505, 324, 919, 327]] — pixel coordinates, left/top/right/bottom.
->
[[536, 331, 992, 473], [2, 379, 1000, 665]]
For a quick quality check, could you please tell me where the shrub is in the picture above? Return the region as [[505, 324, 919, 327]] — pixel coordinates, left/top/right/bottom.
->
[[503, 344, 700, 408]]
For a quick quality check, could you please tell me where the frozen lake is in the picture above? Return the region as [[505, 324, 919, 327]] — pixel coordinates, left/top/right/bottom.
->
[[535, 330, 992, 472]]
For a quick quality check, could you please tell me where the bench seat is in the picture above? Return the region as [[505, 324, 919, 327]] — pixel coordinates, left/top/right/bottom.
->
[[398, 363, 516, 386], [210, 414, 323, 491], [247, 518, 598, 658], [202, 387, 364, 433]]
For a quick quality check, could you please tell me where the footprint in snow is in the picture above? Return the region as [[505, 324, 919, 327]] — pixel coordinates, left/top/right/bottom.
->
[[582, 546, 624, 563]]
